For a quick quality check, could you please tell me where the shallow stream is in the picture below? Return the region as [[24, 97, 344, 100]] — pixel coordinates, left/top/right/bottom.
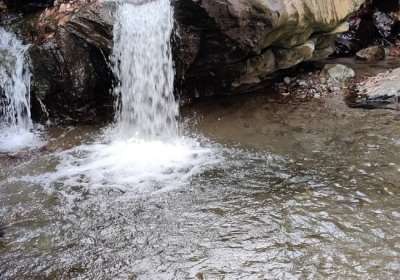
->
[[2, 82, 400, 279]]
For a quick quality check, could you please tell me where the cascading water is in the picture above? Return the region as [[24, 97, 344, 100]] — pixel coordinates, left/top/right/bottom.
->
[[0, 27, 42, 153], [36, 0, 221, 192], [112, 0, 178, 140]]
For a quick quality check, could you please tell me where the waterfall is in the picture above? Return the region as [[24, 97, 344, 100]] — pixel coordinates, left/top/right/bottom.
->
[[41, 0, 220, 192], [0, 27, 42, 153], [112, 0, 178, 140], [0, 27, 32, 130]]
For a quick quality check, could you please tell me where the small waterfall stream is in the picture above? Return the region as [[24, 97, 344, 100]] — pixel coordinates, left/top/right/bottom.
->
[[0, 27, 42, 153], [112, 0, 178, 140]]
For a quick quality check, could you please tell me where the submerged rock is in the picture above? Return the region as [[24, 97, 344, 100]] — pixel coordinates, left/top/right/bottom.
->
[[11, 0, 365, 123]]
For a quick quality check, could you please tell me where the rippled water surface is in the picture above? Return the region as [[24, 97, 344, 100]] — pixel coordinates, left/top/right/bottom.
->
[[2, 92, 400, 279]]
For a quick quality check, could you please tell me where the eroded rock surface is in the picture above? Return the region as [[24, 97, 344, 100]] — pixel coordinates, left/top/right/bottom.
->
[[175, 0, 364, 98], [26, 2, 114, 123]]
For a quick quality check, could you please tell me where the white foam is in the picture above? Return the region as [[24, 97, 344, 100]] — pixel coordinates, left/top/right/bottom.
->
[[21, 135, 221, 193], [0, 126, 44, 153]]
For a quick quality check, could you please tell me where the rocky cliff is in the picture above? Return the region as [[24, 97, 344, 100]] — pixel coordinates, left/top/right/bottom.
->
[[2, 0, 365, 123]]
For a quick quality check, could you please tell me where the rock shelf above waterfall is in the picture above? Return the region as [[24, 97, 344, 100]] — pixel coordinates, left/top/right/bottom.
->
[[6, 0, 365, 123]]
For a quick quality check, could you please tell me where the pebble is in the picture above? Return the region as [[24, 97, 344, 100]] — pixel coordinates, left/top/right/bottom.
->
[[298, 80, 307, 86]]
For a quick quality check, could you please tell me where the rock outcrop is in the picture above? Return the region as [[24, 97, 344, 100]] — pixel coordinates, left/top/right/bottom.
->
[[336, 0, 400, 55], [175, 0, 364, 99], [5, 0, 365, 123], [356, 45, 386, 61], [347, 68, 400, 110], [28, 2, 114, 123]]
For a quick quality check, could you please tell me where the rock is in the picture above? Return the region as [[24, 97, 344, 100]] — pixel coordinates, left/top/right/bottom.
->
[[322, 64, 356, 84], [373, 11, 395, 38], [175, 0, 364, 98], [336, 0, 400, 55], [348, 68, 400, 109], [0, 1, 6, 11], [298, 80, 308, 87], [12, 0, 365, 123], [358, 68, 400, 98], [29, 29, 114, 123], [20, 2, 115, 123], [356, 46, 386, 61]]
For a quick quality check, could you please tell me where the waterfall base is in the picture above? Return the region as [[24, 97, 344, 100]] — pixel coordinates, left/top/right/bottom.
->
[[0, 126, 44, 153], [22, 133, 221, 193]]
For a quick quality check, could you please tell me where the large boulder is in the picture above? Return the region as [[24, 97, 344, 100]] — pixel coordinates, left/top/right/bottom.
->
[[347, 68, 400, 110], [25, 2, 114, 123], [175, 0, 364, 98], [18, 0, 365, 123]]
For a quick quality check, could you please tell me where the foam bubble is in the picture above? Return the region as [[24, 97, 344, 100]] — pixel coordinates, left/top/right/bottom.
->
[[21, 135, 222, 194]]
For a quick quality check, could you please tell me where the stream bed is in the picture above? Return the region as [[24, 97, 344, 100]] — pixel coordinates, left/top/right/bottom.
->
[[1, 85, 400, 279]]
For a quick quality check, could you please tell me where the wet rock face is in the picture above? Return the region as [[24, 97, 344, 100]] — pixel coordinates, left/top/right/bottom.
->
[[336, 0, 400, 55], [25, 2, 114, 123], [15, 0, 364, 123], [30, 30, 114, 123]]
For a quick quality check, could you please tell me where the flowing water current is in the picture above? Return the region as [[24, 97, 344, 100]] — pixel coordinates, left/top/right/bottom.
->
[[1, 1, 400, 279]]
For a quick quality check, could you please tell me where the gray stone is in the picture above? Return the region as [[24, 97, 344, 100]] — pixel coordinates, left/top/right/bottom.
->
[[322, 64, 356, 84]]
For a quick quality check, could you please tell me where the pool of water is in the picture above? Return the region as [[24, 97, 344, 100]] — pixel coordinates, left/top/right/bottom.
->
[[1, 88, 400, 279]]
